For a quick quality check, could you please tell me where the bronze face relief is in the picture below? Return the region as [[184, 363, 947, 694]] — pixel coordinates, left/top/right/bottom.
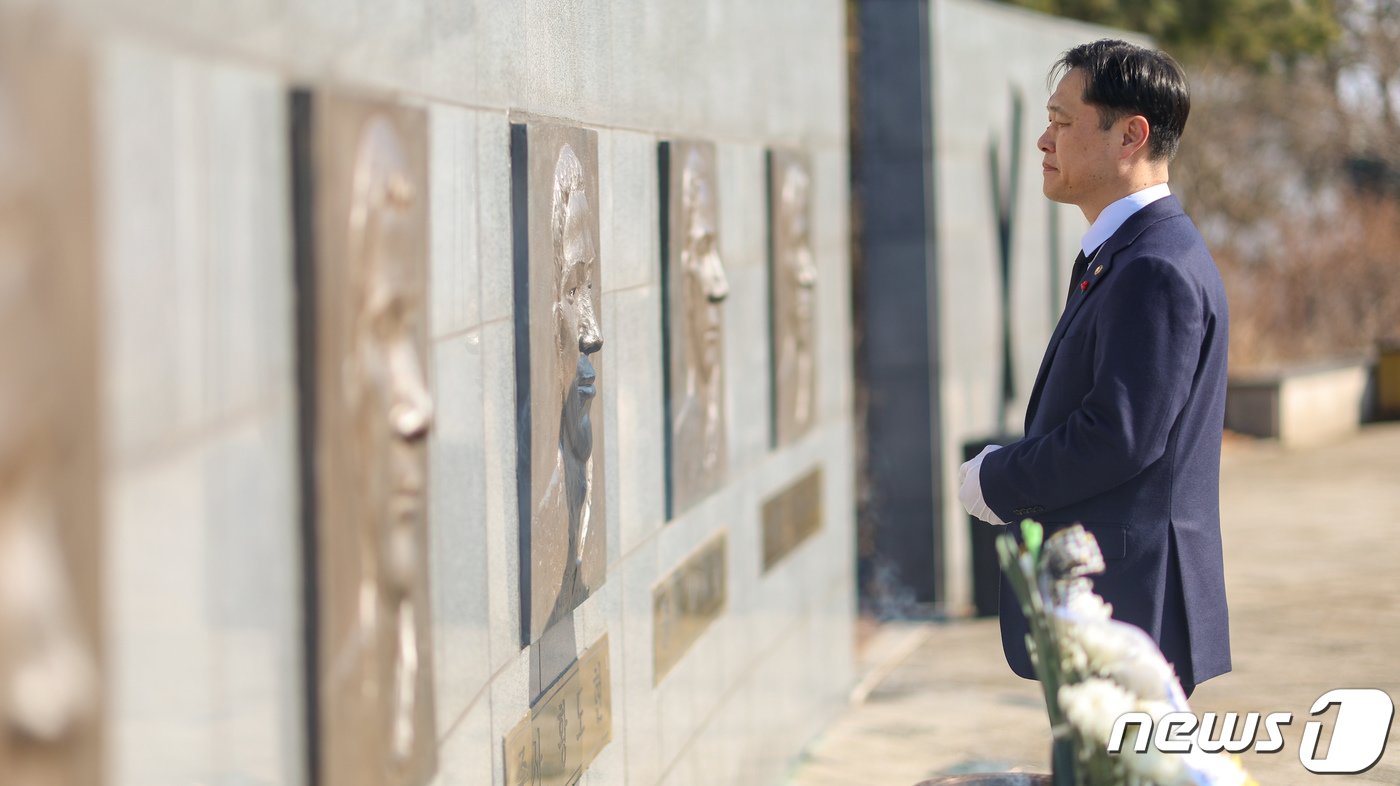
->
[[768, 150, 819, 446], [661, 140, 730, 517], [512, 123, 607, 645], [293, 91, 436, 786], [0, 15, 102, 785]]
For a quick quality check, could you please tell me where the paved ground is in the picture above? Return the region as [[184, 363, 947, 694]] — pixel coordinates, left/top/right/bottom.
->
[[790, 422, 1400, 785]]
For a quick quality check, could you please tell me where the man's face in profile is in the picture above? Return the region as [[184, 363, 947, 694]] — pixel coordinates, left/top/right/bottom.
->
[[1039, 67, 1120, 212], [555, 172, 602, 463], [681, 151, 729, 386], [0, 183, 95, 746], [350, 125, 434, 547], [361, 214, 432, 539], [782, 167, 817, 343]]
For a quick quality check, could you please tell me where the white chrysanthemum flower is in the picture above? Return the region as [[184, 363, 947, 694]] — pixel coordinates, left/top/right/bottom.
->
[[1060, 617, 1185, 706], [1052, 592, 1112, 677], [1103, 648, 1180, 705], [1062, 587, 1113, 621], [1120, 742, 1188, 785], [1061, 615, 1125, 665], [999, 525, 1257, 786], [1059, 678, 1136, 744], [1058, 637, 1090, 675]]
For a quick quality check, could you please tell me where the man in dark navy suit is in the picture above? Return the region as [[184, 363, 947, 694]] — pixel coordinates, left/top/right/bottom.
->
[[958, 40, 1230, 697]]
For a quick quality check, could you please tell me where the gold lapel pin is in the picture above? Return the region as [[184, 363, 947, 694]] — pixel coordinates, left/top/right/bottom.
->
[[1094, 265, 1104, 276]]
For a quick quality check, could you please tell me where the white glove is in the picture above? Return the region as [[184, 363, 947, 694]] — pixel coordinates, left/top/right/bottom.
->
[[958, 444, 1007, 526]]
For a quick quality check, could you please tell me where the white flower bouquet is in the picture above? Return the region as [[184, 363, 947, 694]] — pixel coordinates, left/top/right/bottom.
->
[[996, 520, 1257, 786]]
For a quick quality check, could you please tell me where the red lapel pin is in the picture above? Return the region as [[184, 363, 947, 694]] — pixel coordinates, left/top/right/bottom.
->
[[1079, 280, 1089, 292]]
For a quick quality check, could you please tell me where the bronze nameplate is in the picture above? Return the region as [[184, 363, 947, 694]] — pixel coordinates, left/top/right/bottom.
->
[[762, 468, 823, 571], [652, 533, 727, 685], [503, 634, 613, 786]]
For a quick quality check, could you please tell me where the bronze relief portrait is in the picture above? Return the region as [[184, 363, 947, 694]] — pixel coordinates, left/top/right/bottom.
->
[[0, 19, 102, 784], [512, 123, 607, 645], [293, 91, 437, 786], [767, 150, 819, 447], [661, 140, 730, 518]]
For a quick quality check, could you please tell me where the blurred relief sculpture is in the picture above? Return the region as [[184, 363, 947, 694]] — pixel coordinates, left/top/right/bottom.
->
[[768, 150, 818, 446], [540, 142, 604, 631], [662, 140, 729, 516], [0, 11, 103, 784], [512, 124, 607, 644], [297, 92, 437, 786]]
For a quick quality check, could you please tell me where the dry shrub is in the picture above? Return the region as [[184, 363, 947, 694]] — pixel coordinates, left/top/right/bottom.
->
[[1217, 195, 1400, 372], [1175, 60, 1400, 372]]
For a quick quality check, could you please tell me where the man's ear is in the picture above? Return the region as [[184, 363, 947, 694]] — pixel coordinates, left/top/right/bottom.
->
[[1120, 115, 1151, 159]]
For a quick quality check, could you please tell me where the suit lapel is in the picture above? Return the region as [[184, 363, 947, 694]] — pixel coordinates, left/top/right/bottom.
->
[[1022, 196, 1186, 430]]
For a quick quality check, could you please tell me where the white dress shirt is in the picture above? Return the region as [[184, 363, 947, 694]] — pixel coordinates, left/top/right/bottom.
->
[[1081, 183, 1171, 255], [958, 183, 1172, 527]]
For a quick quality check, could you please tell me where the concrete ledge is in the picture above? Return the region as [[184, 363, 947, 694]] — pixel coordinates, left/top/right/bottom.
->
[[1226, 357, 1374, 447]]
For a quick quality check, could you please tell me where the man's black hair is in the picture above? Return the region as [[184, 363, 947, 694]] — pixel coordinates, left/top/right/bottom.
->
[[1051, 39, 1191, 162]]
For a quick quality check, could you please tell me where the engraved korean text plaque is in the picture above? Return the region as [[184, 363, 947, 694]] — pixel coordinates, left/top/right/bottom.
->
[[652, 532, 727, 684], [762, 468, 823, 572], [503, 634, 613, 786]]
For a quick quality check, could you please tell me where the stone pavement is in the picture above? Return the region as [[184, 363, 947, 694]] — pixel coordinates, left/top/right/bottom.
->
[[790, 422, 1400, 785]]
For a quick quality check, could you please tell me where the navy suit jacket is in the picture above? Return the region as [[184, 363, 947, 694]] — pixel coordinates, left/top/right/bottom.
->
[[980, 195, 1231, 688]]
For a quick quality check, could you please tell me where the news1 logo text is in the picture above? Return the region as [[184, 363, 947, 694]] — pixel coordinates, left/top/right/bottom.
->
[[1108, 688, 1395, 775]]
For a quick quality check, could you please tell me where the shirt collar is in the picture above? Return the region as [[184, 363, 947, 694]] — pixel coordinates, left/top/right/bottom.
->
[[1081, 183, 1172, 255]]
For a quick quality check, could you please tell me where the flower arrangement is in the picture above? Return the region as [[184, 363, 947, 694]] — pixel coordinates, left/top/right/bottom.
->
[[997, 520, 1258, 786]]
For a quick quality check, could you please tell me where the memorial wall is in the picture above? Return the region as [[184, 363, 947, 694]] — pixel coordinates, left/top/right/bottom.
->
[[0, 1, 854, 784]]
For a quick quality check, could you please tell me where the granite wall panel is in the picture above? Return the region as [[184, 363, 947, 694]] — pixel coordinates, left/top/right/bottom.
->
[[428, 332, 490, 738], [96, 39, 305, 786], [608, 285, 666, 557], [428, 103, 482, 339], [46, 1, 855, 783]]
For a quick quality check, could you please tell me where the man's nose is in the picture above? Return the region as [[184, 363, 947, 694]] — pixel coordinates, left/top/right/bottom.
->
[[796, 252, 818, 288], [393, 387, 434, 441], [1038, 127, 1053, 154], [705, 253, 729, 303], [579, 307, 603, 355], [391, 343, 435, 440]]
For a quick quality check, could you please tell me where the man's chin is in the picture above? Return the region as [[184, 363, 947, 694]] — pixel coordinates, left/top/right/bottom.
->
[[1041, 181, 1070, 204], [701, 342, 721, 371], [389, 496, 424, 528]]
